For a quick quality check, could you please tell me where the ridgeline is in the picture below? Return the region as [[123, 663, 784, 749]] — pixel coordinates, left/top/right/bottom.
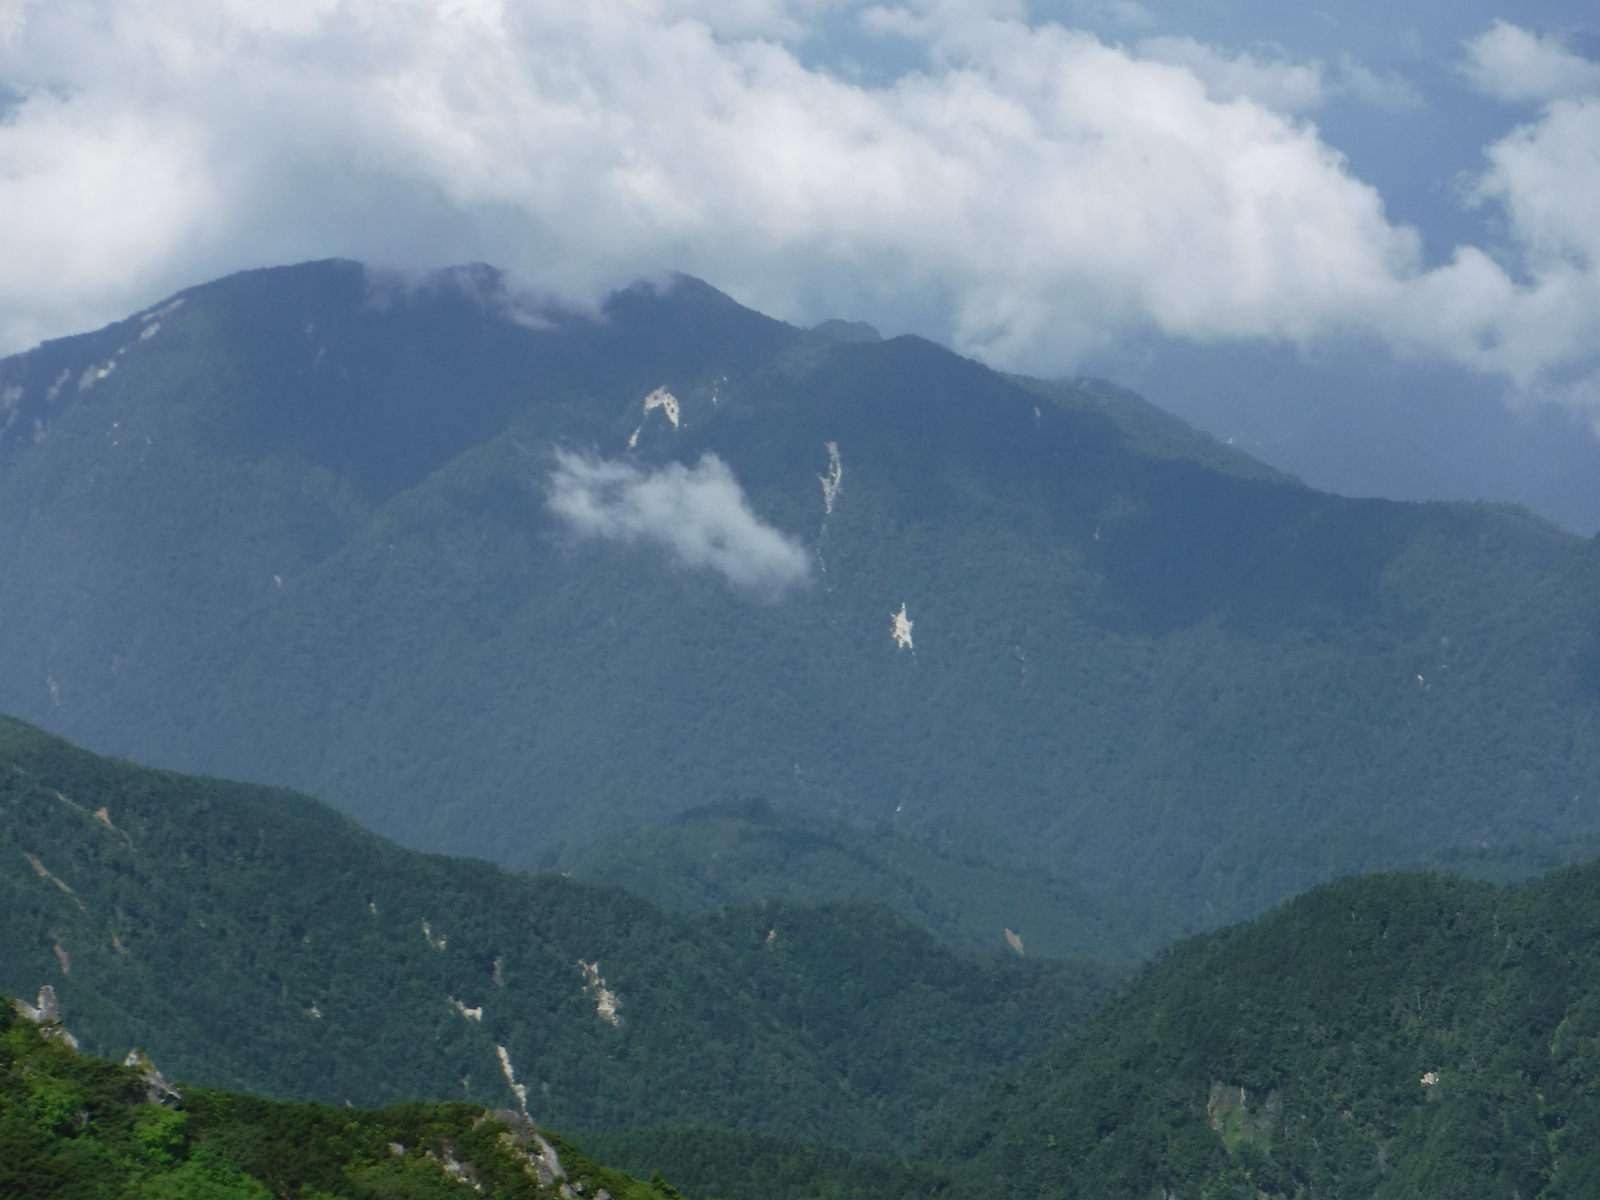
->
[[5, 261, 1600, 950], [0, 716, 1115, 1156]]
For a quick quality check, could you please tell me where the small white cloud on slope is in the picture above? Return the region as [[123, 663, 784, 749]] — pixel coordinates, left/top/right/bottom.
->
[[547, 450, 811, 595]]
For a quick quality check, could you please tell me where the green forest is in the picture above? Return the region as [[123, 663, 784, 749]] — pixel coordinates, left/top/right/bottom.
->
[[1, 1000, 681, 1200], [559, 860, 1600, 1200], [940, 861, 1600, 1198], [560, 797, 1600, 964], [15, 722, 1600, 1200], [0, 716, 1117, 1155], [558, 798, 1132, 963]]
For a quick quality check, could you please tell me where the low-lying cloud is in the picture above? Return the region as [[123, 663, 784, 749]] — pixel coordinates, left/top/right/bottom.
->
[[547, 450, 812, 595], [0, 3, 1597, 415]]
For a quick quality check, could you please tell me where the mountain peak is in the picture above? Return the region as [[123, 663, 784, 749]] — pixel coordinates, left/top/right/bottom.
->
[[810, 318, 883, 344]]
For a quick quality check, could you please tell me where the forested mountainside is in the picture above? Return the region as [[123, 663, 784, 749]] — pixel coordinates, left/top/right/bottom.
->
[[1, 999, 679, 1200], [558, 799, 1130, 963], [561, 803, 1600, 964], [5, 259, 1600, 946], [936, 862, 1600, 1200], [580, 861, 1600, 1200], [573, 1126, 972, 1200], [0, 717, 1115, 1155], [12, 717, 1600, 1200]]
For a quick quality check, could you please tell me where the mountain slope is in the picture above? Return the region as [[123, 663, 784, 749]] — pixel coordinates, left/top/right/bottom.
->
[[1, 997, 680, 1200], [0, 716, 1115, 1155], [936, 861, 1600, 1199], [558, 802, 1600, 964], [572, 1126, 971, 1200], [558, 799, 1130, 963], [5, 260, 1600, 946]]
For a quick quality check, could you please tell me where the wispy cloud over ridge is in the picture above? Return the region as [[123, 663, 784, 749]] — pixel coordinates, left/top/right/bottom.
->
[[0, 4, 1596, 413], [547, 449, 812, 596]]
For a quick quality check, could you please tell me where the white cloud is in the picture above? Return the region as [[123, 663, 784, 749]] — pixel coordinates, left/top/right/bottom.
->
[[635, 0, 853, 41], [0, 91, 217, 351], [0, 3, 1596, 417], [1440, 95, 1600, 400], [1136, 37, 1327, 113], [1335, 56, 1422, 110], [547, 449, 813, 595], [1462, 20, 1600, 104], [1131, 40, 1420, 115], [0, 0, 31, 44]]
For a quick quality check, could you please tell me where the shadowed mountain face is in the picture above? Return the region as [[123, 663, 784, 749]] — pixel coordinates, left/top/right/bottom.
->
[[4, 259, 1600, 948]]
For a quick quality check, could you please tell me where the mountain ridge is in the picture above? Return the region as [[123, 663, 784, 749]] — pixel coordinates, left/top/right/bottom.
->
[[0, 714, 1116, 1154], [11, 717, 1600, 1199], [1, 993, 687, 1200], [932, 858, 1600, 1198], [4, 258, 1600, 949], [557, 797, 1132, 963]]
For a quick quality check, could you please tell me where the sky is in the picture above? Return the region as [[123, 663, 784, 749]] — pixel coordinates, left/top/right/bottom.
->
[[2, 0, 1598, 527]]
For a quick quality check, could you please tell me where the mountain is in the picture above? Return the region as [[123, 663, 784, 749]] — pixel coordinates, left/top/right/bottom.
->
[[13, 725, 1600, 1200], [571, 1126, 969, 1200], [934, 860, 1600, 1199], [558, 798, 1132, 963], [558, 802, 1600, 964], [1, 995, 680, 1200], [20, 752, 1600, 1200], [5, 259, 1600, 949], [0, 716, 1116, 1155]]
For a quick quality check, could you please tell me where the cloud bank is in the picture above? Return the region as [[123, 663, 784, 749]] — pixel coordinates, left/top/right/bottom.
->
[[547, 450, 812, 595], [0, 3, 1597, 412]]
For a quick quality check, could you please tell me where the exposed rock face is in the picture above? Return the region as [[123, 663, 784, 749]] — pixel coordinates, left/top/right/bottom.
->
[[891, 604, 913, 650], [491, 1108, 569, 1188], [13, 985, 79, 1050], [578, 960, 622, 1026], [431, 1139, 481, 1189], [124, 1048, 182, 1106], [13, 984, 59, 1024], [642, 386, 680, 428], [819, 442, 842, 515]]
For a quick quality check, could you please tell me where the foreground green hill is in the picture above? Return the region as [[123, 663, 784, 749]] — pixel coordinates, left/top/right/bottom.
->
[[6, 260, 1600, 948], [0, 716, 1116, 1155], [937, 861, 1600, 1199], [1, 997, 678, 1200]]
